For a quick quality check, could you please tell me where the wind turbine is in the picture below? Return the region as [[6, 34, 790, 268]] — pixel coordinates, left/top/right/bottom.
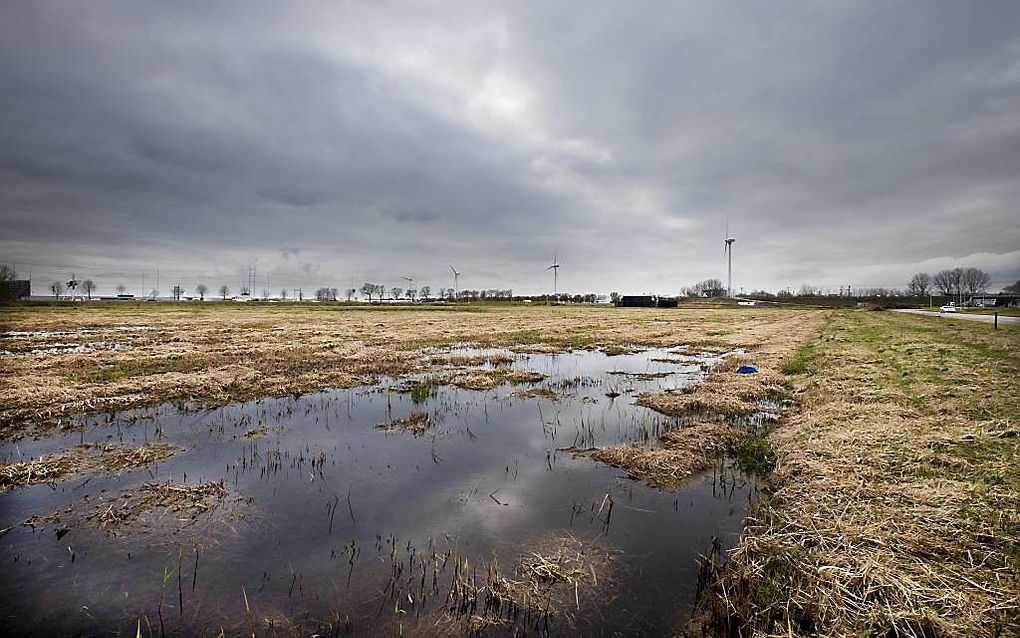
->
[[724, 224, 736, 298], [545, 249, 560, 302], [449, 264, 460, 300], [399, 275, 415, 301]]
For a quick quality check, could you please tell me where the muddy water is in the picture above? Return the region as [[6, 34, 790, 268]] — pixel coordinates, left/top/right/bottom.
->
[[0, 348, 758, 636]]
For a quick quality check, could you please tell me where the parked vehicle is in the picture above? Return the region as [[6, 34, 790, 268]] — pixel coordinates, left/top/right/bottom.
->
[[940, 305, 957, 313]]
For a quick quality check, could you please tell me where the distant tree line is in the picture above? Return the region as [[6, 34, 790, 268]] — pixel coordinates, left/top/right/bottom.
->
[[315, 287, 339, 301], [741, 266, 995, 301], [679, 278, 726, 298], [6, 259, 1011, 304]]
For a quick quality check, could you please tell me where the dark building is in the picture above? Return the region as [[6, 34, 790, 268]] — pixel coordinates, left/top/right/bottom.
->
[[0, 280, 31, 300], [617, 295, 657, 308]]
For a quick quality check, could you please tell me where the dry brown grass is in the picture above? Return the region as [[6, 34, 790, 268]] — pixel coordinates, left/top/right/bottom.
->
[[376, 410, 433, 436], [697, 311, 1020, 637], [24, 479, 242, 546], [86, 480, 228, 528], [637, 312, 822, 420], [583, 423, 747, 489], [443, 534, 615, 634], [0, 442, 178, 490], [0, 303, 822, 436], [443, 368, 546, 390], [512, 386, 559, 401]]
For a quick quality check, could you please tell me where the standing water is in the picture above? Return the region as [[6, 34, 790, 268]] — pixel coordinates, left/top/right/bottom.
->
[[0, 348, 758, 636]]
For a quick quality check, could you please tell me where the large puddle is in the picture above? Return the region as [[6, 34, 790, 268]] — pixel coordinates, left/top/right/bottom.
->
[[0, 348, 758, 636]]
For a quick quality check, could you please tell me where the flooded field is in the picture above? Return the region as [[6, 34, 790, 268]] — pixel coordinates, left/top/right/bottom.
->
[[1, 347, 760, 636]]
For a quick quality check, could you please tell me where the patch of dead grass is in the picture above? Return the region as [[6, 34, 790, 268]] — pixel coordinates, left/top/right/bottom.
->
[[582, 423, 747, 489], [376, 410, 432, 436], [86, 481, 227, 528], [637, 314, 820, 421], [443, 368, 546, 390], [512, 387, 559, 401], [24, 479, 246, 547], [444, 534, 616, 634], [0, 442, 178, 490]]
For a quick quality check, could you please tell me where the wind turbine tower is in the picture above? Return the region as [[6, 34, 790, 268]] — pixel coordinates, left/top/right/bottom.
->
[[449, 265, 460, 300], [399, 275, 415, 301], [724, 229, 736, 298], [545, 250, 561, 301]]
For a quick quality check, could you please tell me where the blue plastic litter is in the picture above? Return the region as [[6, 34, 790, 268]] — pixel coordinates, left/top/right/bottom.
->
[[735, 365, 758, 374]]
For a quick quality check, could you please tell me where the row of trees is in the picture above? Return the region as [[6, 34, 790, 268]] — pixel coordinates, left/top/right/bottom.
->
[[679, 278, 726, 298], [908, 267, 992, 297], [355, 284, 521, 302], [11, 260, 1011, 303], [47, 281, 231, 300]]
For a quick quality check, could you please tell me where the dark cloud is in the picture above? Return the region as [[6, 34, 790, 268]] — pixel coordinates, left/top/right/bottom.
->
[[1, 1, 1018, 296]]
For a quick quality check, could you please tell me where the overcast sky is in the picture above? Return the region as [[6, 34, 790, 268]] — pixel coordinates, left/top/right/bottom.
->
[[1, 1, 1018, 297]]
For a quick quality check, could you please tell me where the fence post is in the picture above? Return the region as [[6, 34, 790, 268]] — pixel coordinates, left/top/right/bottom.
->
[[994, 312, 998, 331]]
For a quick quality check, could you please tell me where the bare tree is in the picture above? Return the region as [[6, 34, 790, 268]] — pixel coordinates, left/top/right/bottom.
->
[[961, 267, 991, 295], [346, 288, 355, 301], [420, 285, 431, 299], [908, 272, 931, 296], [0, 264, 13, 281], [50, 281, 65, 298], [1005, 280, 1020, 294], [695, 278, 725, 297], [196, 284, 208, 300], [932, 269, 955, 296], [172, 284, 184, 301], [949, 267, 964, 297], [219, 284, 230, 300], [280, 289, 288, 300], [116, 283, 127, 295], [360, 283, 375, 301], [82, 279, 97, 299], [391, 287, 403, 300]]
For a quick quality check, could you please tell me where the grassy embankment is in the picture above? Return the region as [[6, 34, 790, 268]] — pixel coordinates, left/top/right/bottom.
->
[[702, 310, 1019, 636]]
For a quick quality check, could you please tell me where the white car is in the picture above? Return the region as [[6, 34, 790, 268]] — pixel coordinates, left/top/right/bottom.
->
[[939, 305, 957, 313]]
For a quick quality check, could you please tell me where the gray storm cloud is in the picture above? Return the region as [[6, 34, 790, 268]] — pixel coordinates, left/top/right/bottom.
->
[[1, 1, 1018, 296]]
